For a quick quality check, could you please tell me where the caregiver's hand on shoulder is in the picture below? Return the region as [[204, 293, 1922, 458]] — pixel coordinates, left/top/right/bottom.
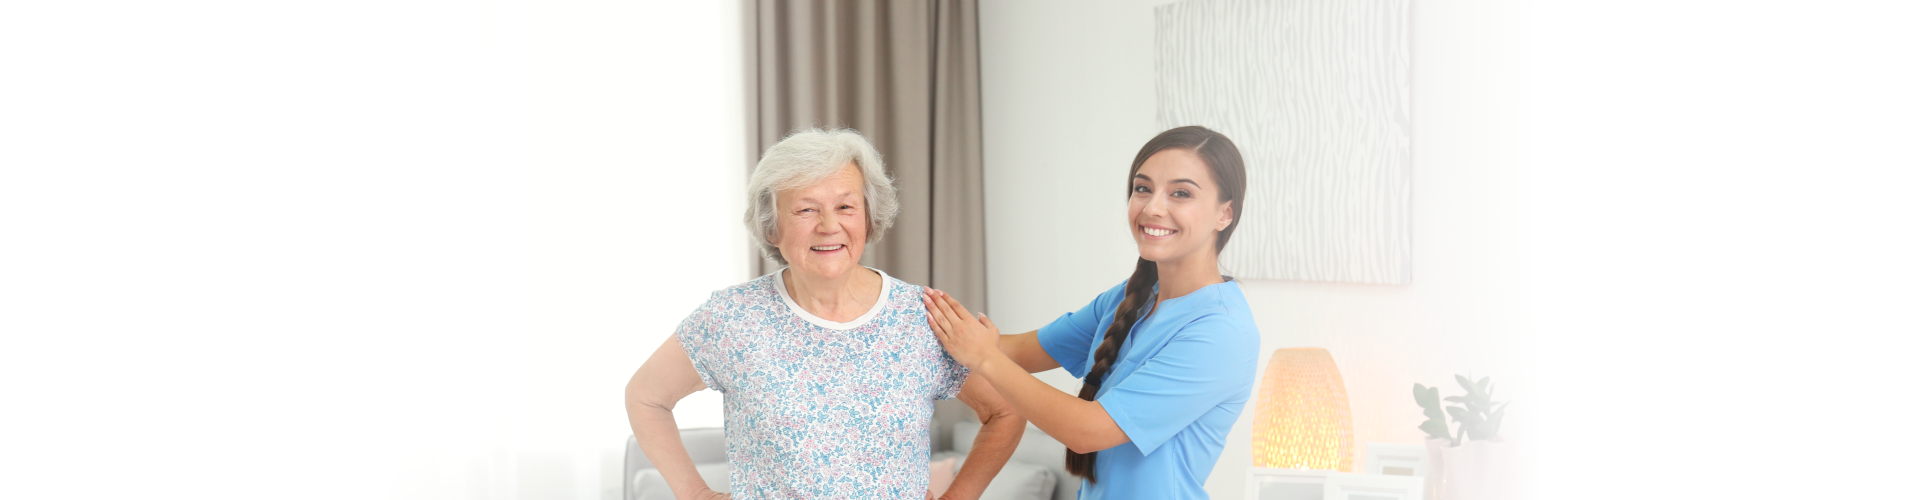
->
[[692, 489, 730, 500], [923, 288, 1000, 369]]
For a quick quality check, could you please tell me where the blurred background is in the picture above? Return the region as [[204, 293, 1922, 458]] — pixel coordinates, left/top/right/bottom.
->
[[3, 1, 1918, 499]]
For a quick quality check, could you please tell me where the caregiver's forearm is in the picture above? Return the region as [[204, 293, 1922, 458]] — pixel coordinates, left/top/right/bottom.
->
[[997, 331, 1062, 373], [973, 352, 1129, 454]]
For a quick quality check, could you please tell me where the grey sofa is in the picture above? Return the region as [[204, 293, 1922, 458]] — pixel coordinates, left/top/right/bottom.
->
[[625, 422, 1077, 500]]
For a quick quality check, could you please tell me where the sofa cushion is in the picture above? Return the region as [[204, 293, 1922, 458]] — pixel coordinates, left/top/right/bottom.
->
[[929, 456, 958, 496]]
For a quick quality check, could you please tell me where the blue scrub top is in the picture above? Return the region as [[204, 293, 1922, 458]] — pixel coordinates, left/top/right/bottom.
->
[[1038, 277, 1261, 500]]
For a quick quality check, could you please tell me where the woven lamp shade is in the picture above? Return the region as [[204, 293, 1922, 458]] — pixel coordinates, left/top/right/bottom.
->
[[1252, 347, 1354, 471]]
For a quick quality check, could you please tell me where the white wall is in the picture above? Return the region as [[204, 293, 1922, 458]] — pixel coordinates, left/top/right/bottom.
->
[[0, 1, 744, 499], [979, 0, 1166, 394], [1520, 2, 1922, 498], [984, 1, 1922, 499]]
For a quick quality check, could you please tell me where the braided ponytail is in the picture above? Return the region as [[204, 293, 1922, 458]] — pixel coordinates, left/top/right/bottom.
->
[[1064, 257, 1158, 481], [1065, 126, 1247, 483]]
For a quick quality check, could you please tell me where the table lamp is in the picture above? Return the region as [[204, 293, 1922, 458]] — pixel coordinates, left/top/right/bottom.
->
[[1252, 347, 1354, 472]]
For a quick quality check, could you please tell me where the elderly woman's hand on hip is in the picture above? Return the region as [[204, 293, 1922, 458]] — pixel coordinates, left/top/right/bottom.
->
[[922, 288, 1000, 369]]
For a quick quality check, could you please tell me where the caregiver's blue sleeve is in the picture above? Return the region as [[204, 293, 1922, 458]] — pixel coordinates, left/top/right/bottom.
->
[[1037, 280, 1128, 378], [1096, 313, 1260, 455]]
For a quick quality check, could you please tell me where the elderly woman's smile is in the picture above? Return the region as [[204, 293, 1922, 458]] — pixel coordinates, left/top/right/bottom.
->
[[775, 162, 869, 280]]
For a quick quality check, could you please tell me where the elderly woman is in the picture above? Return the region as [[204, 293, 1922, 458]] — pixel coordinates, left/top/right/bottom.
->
[[624, 128, 1024, 500]]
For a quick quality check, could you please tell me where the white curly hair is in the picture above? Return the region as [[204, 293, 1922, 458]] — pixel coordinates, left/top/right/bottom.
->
[[744, 128, 899, 265]]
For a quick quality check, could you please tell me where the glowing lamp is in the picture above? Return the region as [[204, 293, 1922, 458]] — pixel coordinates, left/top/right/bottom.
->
[[1252, 347, 1354, 471]]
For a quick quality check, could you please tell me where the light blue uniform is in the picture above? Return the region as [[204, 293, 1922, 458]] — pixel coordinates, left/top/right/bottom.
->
[[1038, 278, 1261, 500]]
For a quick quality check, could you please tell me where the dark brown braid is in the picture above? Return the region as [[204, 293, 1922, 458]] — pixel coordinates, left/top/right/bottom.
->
[[1065, 126, 1247, 482]]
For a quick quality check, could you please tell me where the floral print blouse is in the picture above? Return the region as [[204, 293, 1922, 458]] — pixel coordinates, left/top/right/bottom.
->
[[675, 268, 968, 499]]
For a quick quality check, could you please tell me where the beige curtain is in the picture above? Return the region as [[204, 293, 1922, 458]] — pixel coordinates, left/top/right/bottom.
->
[[742, 0, 986, 316]]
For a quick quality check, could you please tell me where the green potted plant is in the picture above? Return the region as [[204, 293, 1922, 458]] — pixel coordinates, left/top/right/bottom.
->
[[1413, 375, 1512, 500], [1415, 375, 1508, 445]]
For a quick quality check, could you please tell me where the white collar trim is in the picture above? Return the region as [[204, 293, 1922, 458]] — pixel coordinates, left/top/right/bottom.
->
[[772, 267, 892, 331]]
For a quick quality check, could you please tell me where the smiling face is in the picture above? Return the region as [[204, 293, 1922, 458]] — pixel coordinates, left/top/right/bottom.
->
[[773, 162, 869, 280], [1129, 148, 1235, 264]]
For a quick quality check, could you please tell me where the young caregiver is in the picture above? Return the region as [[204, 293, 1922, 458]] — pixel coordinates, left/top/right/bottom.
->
[[922, 126, 1261, 499]]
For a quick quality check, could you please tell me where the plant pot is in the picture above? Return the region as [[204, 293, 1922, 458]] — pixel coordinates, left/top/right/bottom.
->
[[1438, 439, 1510, 500], [1423, 438, 1449, 500]]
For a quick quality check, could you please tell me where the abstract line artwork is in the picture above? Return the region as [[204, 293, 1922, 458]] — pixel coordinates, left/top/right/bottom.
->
[[1155, 0, 1411, 284]]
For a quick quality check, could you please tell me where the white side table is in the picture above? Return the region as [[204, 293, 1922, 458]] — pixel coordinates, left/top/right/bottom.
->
[[1246, 467, 1425, 500]]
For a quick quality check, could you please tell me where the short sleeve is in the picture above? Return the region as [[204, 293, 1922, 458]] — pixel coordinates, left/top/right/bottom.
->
[[673, 292, 725, 392], [1097, 314, 1259, 455], [1038, 280, 1129, 378], [933, 350, 970, 400]]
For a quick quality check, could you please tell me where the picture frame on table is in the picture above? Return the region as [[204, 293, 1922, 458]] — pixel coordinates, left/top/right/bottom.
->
[[1247, 467, 1424, 500], [1364, 442, 1428, 478]]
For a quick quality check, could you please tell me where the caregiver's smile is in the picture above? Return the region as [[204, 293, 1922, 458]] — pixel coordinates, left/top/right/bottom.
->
[[1128, 147, 1232, 263]]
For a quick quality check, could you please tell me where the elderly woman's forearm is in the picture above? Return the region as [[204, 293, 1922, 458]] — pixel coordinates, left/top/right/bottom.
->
[[625, 339, 721, 498], [628, 402, 713, 499], [942, 376, 1023, 500], [946, 410, 1024, 500]]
